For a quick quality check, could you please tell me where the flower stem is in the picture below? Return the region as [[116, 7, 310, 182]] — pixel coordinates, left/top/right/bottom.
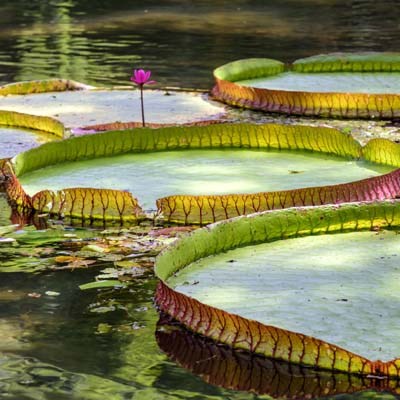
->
[[140, 85, 145, 127]]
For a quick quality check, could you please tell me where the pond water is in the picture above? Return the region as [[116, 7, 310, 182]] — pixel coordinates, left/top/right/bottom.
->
[[1, 1, 400, 398], [0, 266, 248, 399], [1, 0, 400, 89]]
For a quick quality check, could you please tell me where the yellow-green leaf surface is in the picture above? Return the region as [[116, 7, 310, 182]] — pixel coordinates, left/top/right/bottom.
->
[[212, 52, 400, 118], [237, 72, 400, 94], [11, 123, 361, 176], [0, 110, 64, 137], [31, 188, 144, 222], [214, 58, 285, 81], [0, 79, 91, 96], [292, 53, 400, 72], [155, 201, 400, 376], [363, 139, 400, 167]]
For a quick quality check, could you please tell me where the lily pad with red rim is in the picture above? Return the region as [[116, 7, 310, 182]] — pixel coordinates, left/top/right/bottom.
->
[[155, 200, 400, 377], [212, 52, 400, 118], [2, 123, 400, 225]]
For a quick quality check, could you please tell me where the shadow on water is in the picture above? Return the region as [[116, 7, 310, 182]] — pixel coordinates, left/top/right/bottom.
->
[[156, 314, 400, 400]]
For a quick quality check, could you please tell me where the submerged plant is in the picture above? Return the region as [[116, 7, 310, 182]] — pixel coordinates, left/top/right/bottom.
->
[[130, 69, 156, 127]]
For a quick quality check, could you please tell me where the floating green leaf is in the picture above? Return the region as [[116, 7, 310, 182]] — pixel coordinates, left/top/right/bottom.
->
[[212, 52, 400, 118], [168, 229, 400, 362], [0, 110, 64, 137], [0, 79, 91, 96], [79, 280, 127, 290], [155, 200, 400, 377], [2, 123, 400, 225]]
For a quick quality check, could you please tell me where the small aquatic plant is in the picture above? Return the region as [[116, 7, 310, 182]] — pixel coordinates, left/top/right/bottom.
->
[[130, 69, 156, 127]]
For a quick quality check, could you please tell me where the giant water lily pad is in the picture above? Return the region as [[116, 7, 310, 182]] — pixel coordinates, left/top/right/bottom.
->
[[18, 149, 393, 211], [155, 201, 400, 377], [2, 123, 400, 225], [0, 126, 55, 158], [0, 86, 226, 131], [212, 53, 400, 118], [168, 229, 400, 362]]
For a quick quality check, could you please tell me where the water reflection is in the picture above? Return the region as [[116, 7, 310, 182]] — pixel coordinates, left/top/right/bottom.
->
[[4, 0, 122, 85], [0, 0, 399, 89], [0, 266, 269, 399], [0, 193, 13, 226], [156, 314, 400, 400]]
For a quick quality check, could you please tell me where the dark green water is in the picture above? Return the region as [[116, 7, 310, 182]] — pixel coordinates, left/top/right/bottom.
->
[[1, 1, 400, 398], [1, 0, 400, 89], [0, 227, 261, 400]]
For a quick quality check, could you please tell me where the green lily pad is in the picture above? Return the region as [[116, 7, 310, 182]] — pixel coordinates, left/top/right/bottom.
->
[[0, 253, 52, 273], [169, 229, 400, 362], [3, 122, 400, 225], [155, 200, 400, 377], [8, 227, 96, 246], [0, 89, 225, 129], [212, 53, 400, 118], [79, 280, 127, 290], [18, 149, 393, 211]]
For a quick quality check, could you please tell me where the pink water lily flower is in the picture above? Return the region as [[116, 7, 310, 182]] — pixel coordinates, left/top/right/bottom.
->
[[130, 68, 156, 127], [130, 69, 156, 86]]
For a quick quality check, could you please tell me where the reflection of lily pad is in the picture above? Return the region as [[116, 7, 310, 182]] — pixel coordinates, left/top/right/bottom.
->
[[0, 194, 12, 226], [212, 53, 400, 118], [155, 201, 400, 377], [156, 316, 396, 400]]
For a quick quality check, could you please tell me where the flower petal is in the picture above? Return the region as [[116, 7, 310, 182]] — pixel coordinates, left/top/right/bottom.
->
[[130, 78, 139, 85], [139, 70, 148, 83]]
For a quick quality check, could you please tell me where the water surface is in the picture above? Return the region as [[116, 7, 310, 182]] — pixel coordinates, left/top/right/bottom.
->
[[1, 0, 399, 89], [1, 1, 400, 398], [0, 266, 255, 399]]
